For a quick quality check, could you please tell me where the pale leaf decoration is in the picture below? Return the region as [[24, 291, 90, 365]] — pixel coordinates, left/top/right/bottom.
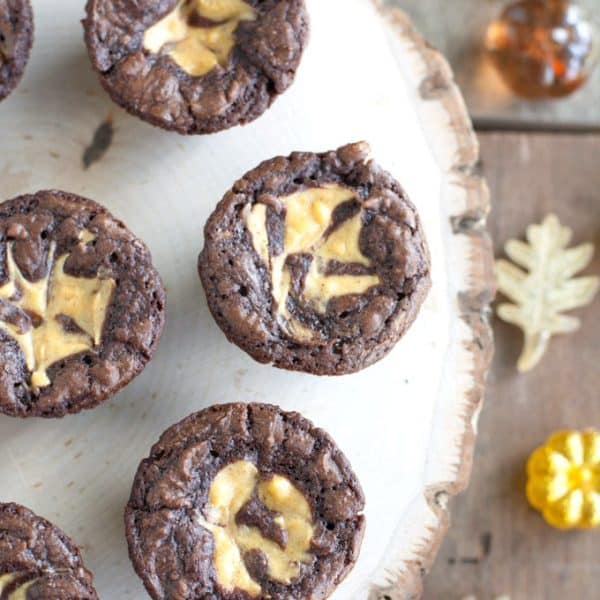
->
[[496, 214, 599, 372]]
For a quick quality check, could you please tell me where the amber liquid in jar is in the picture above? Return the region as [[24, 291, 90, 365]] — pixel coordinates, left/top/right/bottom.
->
[[485, 0, 598, 99]]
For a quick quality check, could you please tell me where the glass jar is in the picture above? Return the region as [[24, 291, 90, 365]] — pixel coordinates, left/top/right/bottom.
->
[[485, 0, 599, 98]]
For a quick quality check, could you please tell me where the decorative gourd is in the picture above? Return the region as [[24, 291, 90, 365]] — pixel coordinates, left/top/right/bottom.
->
[[527, 430, 600, 529]]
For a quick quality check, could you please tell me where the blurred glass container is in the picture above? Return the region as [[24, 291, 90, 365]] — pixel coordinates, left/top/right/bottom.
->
[[485, 0, 599, 99]]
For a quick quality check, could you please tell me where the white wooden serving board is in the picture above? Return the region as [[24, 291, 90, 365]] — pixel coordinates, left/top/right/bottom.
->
[[0, 1, 494, 598]]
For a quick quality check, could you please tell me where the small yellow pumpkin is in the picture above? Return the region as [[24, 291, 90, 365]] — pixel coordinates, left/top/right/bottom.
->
[[526, 430, 600, 529]]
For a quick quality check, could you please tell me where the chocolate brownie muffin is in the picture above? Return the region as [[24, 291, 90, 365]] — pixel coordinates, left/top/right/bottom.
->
[[126, 402, 365, 599], [83, 0, 309, 135], [0, 502, 98, 599], [0, 0, 33, 101], [0, 190, 166, 418], [199, 142, 431, 375]]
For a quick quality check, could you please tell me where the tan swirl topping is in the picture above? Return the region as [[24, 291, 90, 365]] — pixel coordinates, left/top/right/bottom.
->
[[245, 184, 380, 339], [0, 573, 35, 599], [0, 230, 115, 389], [0, 573, 15, 594], [143, 0, 256, 77], [198, 460, 314, 597]]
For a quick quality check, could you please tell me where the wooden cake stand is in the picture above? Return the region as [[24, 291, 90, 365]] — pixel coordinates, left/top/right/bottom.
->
[[0, 1, 494, 597]]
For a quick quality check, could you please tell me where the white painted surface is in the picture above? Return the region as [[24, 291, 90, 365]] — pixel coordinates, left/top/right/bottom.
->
[[0, 1, 476, 597]]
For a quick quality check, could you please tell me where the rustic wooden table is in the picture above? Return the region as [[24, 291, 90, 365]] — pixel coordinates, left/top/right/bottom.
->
[[423, 132, 600, 600], [395, 0, 600, 130]]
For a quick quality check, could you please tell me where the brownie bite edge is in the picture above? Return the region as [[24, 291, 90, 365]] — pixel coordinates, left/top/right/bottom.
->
[[0, 0, 34, 101], [198, 141, 432, 375], [125, 402, 366, 599], [83, 0, 310, 134], [0, 190, 166, 417], [0, 502, 98, 599]]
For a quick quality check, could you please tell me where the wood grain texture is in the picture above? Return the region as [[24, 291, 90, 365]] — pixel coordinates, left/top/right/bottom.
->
[[389, 0, 600, 129], [423, 132, 600, 600]]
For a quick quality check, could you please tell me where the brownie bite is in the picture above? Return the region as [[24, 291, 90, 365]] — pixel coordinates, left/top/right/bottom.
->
[[0, 190, 166, 418], [199, 142, 431, 375], [83, 0, 309, 134], [0, 502, 98, 599], [126, 402, 365, 599], [0, 0, 33, 101]]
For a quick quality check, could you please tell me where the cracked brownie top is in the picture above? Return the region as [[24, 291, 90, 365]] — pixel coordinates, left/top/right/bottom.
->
[[83, 0, 309, 135]]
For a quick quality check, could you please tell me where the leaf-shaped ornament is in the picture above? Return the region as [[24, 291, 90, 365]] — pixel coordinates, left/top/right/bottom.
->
[[496, 214, 599, 372]]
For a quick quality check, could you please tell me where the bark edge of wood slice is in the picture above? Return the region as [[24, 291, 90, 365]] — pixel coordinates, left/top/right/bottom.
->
[[368, 4, 496, 598]]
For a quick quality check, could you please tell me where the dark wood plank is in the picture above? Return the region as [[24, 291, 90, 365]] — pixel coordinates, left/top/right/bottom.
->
[[390, 0, 600, 130], [423, 132, 600, 599]]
